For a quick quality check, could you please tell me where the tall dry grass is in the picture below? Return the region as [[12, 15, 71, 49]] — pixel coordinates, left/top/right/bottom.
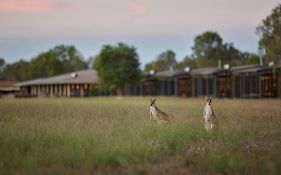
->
[[0, 97, 280, 174]]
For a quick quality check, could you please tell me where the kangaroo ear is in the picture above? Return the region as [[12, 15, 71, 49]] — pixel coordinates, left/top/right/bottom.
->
[[150, 98, 156, 106], [205, 96, 208, 100], [211, 96, 214, 99]]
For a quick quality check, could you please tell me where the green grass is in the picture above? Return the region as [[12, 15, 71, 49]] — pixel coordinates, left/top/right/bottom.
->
[[0, 97, 281, 174]]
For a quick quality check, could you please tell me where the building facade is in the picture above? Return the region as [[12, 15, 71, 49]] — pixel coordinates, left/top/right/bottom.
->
[[0, 80, 20, 97], [16, 70, 98, 97], [15, 64, 281, 98]]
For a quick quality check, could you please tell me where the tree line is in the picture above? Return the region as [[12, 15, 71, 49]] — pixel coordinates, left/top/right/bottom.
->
[[0, 3, 280, 95], [0, 45, 88, 82]]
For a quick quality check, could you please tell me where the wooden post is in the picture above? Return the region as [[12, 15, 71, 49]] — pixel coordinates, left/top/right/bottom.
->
[[80, 84, 84, 97], [174, 78, 178, 96], [213, 76, 217, 97], [62, 84, 66, 97], [67, 84, 71, 97], [231, 75, 235, 98], [50, 85, 53, 97], [191, 78, 196, 97], [38, 85, 41, 96], [31, 86, 34, 95]]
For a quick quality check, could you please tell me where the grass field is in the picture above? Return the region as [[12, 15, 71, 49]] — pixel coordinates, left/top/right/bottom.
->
[[0, 97, 281, 175]]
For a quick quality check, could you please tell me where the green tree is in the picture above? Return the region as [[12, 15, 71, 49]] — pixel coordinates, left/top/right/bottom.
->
[[256, 3, 281, 64], [191, 31, 248, 67], [192, 31, 225, 67], [52, 45, 87, 72], [222, 43, 244, 66], [174, 56, 197, 70], [29, 45, 87, 79], [144, 50, 177, 71], [241, 52, 260, 65], [3, 60, 30, 81], [94, 43, 142, 95], [29, 52, 64, 79]]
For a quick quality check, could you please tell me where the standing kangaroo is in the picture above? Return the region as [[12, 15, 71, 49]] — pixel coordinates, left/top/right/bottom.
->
[[203, 96, 219, 131], [149, 98, 170, 123]]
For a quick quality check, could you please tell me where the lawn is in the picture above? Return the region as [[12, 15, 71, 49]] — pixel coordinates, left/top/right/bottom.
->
[[0, 97, 281, 175]]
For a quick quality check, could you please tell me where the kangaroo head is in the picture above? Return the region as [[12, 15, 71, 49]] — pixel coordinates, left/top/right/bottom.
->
[[150, 98, 156, 107], [205, 96, 213, 105]]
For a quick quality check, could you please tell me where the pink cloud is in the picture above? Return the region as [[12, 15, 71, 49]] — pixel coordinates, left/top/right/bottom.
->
[[128, 0, 146, 14], [0, 0, 58, 13]]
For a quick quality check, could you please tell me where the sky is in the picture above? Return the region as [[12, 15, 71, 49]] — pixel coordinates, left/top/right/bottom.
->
[[0, 0, 280, 66]]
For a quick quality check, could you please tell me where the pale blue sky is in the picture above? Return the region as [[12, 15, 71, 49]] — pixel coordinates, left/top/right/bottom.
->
[[0, 0, 280, 66]]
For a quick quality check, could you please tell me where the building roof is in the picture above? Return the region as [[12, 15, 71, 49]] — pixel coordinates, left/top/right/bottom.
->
[[177, 64, 273, 76], [0, 80, 20, 91], [231, 64, 260, 71], [144, 69, 180, 79], [16, 69, 99, 87], [191, 67, 221, 76], [155, 70, 180, 78], [0, 80, 17, 88], [229, 64, 262, 74]]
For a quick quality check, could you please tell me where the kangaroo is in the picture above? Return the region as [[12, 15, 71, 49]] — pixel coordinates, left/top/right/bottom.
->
[[203, 96, 219, 131], [149, 98, 170, 123]]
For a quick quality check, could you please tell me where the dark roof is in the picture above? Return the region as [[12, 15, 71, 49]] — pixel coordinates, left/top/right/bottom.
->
[[177, 64, 271, 76], [16, 70, 99, 87], [149, 64, 279, 78], [232, 64, 281, 74], [155, 70, 180, 78], [0, 80, 20, 91], [231, 64, 260, 71], [191, 67, 221, 76], [0, 80, 17, 88], [144, 70, 180, 79]]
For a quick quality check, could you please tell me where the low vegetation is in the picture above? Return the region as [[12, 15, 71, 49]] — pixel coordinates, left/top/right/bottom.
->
[[0, 97, 281, 174]]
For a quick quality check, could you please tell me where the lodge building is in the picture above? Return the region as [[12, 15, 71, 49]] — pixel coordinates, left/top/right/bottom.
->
[[134, 63, 281, 98], [15, 64, 281, 98], [16, 70, 98, 97], [0, 80, 20, 97]]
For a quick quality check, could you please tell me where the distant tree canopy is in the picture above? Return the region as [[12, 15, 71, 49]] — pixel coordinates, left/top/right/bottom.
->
[[28, 45, 87, 79], [144, 50, 177, 72], [144, 32, 259, 71], [94, 43, 142, 95], [191, 31, 245, 67], [240, 52, 260, 65], [174, 56, 196, 70], [173, 31, 260, 69], [256, 3, 281, 64], [3, 60, 30, 82], [2, 45, 87, 82]]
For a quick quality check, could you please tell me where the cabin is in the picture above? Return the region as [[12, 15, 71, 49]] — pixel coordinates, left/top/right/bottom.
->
[[231, 65, 262, 98], [13, 63, 281, 98], [16, 70, 98, 97], [142, 71, 159, 96], [258, 64, 280, 98], [215, 65, 232, 98], [191, 67, 219, 97], [124, 84, 143, 96], [174, 68, 192, 97], [0, 80, 20, 97], [142, 70, 178, 96]]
